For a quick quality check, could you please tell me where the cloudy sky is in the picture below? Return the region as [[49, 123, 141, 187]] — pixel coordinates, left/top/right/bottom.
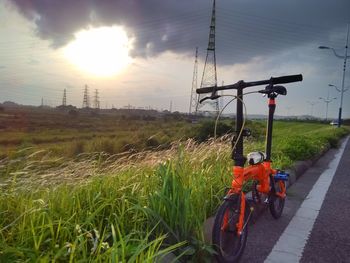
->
[[0, 0, 349, 118]]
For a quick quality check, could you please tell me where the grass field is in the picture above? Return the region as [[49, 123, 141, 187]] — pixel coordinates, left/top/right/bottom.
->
[[0, 109, 349, 262], [0, 108, 199, 159]]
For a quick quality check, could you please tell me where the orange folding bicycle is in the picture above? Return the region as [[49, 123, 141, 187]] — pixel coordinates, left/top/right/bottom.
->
[[196, 74, 303, 262]]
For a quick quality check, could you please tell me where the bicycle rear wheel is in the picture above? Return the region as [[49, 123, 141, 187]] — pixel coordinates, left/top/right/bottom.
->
[[269, 180, 286, 219], [212, 195, 249, 263]]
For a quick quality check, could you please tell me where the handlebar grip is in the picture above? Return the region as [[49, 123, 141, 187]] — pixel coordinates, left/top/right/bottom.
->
[[270, 74, 303, 85], [196, 86, 215, 94]]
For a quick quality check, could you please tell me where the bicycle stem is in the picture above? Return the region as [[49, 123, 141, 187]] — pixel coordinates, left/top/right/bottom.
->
[[232, 87, 246, 166], [265, 95, 276, 161], [231, 89, 276, 165]]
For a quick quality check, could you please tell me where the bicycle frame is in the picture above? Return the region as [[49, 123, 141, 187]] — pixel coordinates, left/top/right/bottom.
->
[[197, 74, 302, 261], [227, 88, 285, 235], [196, 74, 302, 238], [230, 89, 277, 191]]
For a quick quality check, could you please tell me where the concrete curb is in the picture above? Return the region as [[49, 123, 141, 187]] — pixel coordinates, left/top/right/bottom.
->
[[285, 145, 330, 188]]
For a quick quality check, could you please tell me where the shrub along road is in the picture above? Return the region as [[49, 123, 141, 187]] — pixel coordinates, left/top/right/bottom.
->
[[238, 136, 350, 263]]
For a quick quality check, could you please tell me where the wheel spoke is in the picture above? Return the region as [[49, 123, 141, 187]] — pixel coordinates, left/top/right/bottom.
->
[[213, 197, 249, 262]]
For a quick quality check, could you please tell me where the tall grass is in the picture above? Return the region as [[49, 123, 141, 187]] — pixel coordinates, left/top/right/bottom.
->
[[0, 122, 349, 261]]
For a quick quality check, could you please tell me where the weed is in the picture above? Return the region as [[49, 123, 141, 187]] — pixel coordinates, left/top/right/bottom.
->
[[0, 122, 348, 261]]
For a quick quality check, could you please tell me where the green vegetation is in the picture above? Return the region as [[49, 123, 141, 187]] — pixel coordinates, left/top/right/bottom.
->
[[0, 108, 199, 158], [0, 112, 349, 261]]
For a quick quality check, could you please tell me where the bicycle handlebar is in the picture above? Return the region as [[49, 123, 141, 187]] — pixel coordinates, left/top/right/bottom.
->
[[196, 74, 303, 94], [270, 74, 303, 85]]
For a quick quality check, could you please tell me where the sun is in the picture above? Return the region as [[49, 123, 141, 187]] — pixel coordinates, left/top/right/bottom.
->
[[63, 26, 132, 77]]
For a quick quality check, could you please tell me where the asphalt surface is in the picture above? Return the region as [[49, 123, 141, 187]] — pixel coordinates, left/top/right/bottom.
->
[[237, 137, 350, 263], [300, 137, 350, 263]]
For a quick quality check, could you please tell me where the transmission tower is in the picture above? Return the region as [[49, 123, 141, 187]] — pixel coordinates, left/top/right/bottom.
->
[[219, 81, 224, 112], [93, 89, 100, 109], [82, 84, 90, 108], [196, 0, 219, 115], [189, 47, 199, 114], [62, 89, 67, 106]]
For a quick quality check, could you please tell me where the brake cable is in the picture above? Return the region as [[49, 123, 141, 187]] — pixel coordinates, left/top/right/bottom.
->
[[213, 91, 260, 152]]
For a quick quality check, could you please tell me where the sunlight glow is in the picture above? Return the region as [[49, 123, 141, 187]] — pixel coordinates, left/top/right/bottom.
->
[[63, 26, 132, 77]]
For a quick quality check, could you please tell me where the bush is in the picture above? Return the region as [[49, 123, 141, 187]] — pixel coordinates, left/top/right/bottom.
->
[[245, 121, 266, 141], [195, 120, 232, 142], [280, 135, 319, 161]]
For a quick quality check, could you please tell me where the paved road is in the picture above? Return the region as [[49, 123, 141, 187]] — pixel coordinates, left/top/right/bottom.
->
[[300, 136, 350, 263], [238, 136, 350, 263]]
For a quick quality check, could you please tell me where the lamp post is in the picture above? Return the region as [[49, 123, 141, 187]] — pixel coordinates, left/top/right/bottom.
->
[[307, 101, 318, 117], [319, 86, 337, 121], [319, 24, 350, 127], [328, 84, 349, 122], [329, 83, 349, 93]]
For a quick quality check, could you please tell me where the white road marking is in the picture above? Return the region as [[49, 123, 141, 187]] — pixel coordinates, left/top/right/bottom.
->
[[265, 136, 349, 263]]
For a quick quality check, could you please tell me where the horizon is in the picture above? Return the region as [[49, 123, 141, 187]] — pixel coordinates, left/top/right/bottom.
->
[[2, 99, 346, 121], [0, 0, 349, 119]]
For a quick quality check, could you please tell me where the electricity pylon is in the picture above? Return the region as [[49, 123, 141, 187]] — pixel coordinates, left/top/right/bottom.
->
[[196, 0, 219, 115], [62, 89, 67, 106], [93, 89, 100, 109], [82, 85, 90, 108], [189, 47, 199, 114]]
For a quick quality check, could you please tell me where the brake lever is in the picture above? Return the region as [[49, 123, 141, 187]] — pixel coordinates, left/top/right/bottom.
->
[[199, 95, 221, 104], [200, 96, 211, 103], [258, 90, 268, 96]]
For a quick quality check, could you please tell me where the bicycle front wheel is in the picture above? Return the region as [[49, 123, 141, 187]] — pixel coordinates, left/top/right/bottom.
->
[[269, 180, 286, 219], [212, 195, 248, 263]]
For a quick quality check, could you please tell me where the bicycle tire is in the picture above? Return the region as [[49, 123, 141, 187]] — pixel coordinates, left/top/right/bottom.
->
[[212, 195, 249, 263], [269, 180, 285, 219]]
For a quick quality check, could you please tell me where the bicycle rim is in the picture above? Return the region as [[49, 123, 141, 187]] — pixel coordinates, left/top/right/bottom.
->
[[212, 197, 248, 262], [269, 180, 285, 219]]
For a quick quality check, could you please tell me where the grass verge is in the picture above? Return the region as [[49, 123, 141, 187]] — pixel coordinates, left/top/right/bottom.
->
[[0, 122, 349, 261]]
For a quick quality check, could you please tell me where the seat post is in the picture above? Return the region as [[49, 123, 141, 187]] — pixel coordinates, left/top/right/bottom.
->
[[265, 94, 276, 161]]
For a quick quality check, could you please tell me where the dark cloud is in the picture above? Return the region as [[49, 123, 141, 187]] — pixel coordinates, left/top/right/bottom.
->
[[7, 0, 350, 64]]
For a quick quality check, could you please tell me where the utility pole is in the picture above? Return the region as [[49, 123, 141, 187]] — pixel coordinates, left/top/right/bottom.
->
[[62, 89, 67, 106]]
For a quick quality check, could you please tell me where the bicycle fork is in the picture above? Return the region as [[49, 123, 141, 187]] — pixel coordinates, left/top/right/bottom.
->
[[222, 192, 253, 236]]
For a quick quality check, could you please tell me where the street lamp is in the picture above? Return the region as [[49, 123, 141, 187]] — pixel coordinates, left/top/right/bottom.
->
[[319, 96, 337, 121], [319, 85, 337, 121], [328, 83, 350, 93], [318, 24, 350, 127], [307, 101, 318, 117]]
